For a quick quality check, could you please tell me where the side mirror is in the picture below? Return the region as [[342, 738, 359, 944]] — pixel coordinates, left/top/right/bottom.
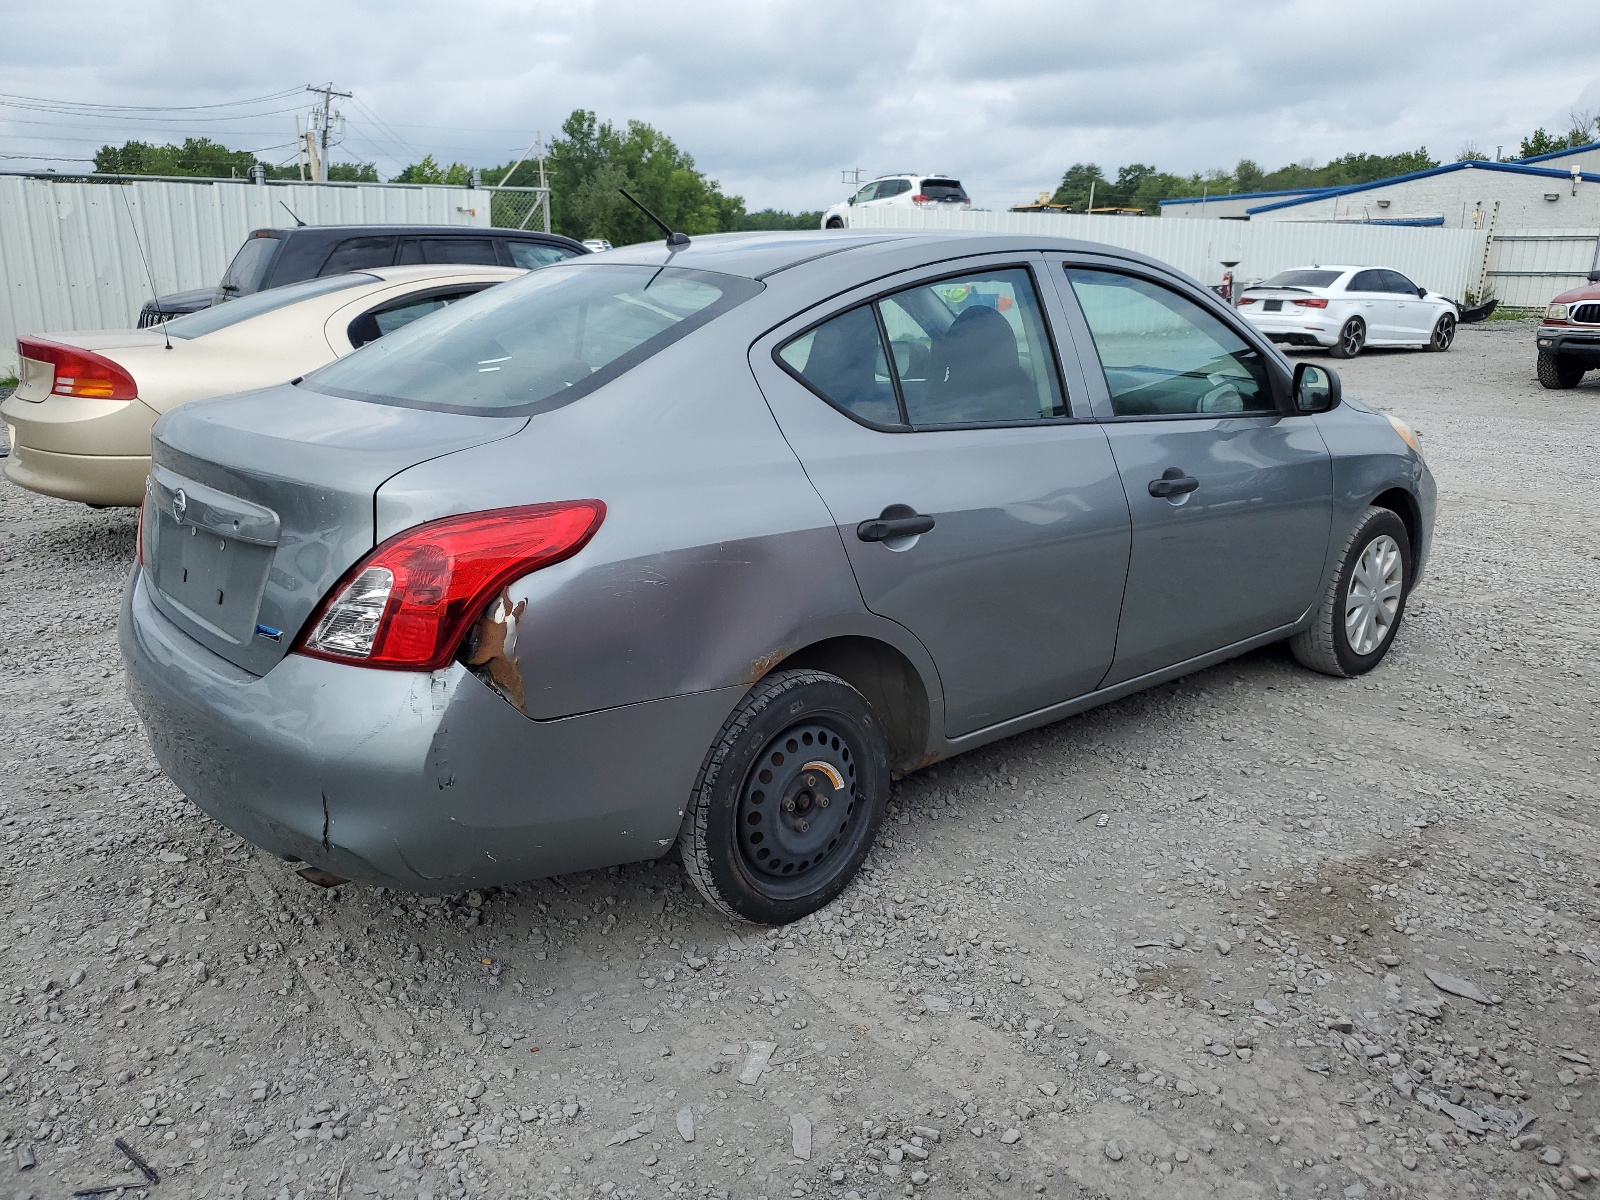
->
[[1293, 362, 1340, 414], [1417, 286, 1427, 298], [847, 196, 856, 206], [1589, 268, 1600, 283]]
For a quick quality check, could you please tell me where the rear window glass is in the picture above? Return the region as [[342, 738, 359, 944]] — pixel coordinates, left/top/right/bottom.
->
[[919, 179, 967, 201], [508, 242, 578, 269], [165, 273, 377, 339], [216, 234, 280, 299], [304, 264, 760, 415], [1258, 270, 1342, 289]]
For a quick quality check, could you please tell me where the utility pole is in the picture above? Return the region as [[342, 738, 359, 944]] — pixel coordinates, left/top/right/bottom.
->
[[304, 82, 351, 183]]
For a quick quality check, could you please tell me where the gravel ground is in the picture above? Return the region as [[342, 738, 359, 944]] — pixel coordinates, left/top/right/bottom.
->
[[1, 322, 1597, 1200]]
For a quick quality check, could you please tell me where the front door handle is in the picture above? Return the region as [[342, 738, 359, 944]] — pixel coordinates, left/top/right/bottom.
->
[[857, 504, 936, 542], [1148, 468, 1200, 498]]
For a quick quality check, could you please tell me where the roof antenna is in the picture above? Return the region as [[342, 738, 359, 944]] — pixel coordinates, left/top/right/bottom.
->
[[279, 199, 307, 227], [618, 189, 689, 248], [110, 168, 173, 350]]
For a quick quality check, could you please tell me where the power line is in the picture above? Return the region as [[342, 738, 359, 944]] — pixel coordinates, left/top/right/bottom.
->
[[0, 87, 305, 112]]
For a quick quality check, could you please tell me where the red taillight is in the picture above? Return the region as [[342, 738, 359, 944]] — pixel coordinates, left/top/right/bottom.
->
[[17, 337, 138, 401], [295, 501, 606, 671], [1292, 298, 1329, 309], [1238, 296, 1258, 305], [911, 194, 930, 203]]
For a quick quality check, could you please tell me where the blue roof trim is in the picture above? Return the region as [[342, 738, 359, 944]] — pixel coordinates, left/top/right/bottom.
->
[[1158, 185, 1336, 207], [1360, 216, 1445, 227], [1245, 159, 1600, 214], [1515, 140, 1600, 165]]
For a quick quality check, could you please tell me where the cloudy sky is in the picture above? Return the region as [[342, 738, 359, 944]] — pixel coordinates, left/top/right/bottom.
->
[[5, 0, 1600, 213]]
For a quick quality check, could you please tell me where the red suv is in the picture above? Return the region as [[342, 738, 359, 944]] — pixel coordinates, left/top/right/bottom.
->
[[1537, 270, 1600, 389]]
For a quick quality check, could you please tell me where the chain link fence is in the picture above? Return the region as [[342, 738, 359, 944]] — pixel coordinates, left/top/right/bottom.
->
[[484, 186, 550, 233]]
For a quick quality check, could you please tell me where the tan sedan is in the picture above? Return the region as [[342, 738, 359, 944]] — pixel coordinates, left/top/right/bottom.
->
[[2, 264, 522, 507]]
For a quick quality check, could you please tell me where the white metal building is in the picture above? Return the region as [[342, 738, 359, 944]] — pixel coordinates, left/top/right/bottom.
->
[[1159, 186, 1332, 220]]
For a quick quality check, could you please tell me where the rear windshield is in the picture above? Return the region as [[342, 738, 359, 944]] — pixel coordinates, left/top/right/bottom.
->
[[216, 234, 281, 299], [303, 264, 760, 416], [1257, 270, 1342, 289], [919, 179, 968, 201], [165, 273, 376, 339]]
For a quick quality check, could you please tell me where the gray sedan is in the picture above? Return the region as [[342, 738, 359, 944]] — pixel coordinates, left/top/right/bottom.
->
[[120, 230, 1435, 924]]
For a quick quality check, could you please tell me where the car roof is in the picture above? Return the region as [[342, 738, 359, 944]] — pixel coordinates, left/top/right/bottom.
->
[[583, 229, 1194, 283], [254, 224, 584, 245], [360, 264, 524, 284]]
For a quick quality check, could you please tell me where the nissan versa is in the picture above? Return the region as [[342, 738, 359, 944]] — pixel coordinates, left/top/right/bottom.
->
[[120, 230, 1435, 924]]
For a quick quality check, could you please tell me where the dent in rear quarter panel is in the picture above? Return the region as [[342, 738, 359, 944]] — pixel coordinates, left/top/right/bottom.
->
[[375, 323, 916, 721], [1314, 400, 1437, 585]]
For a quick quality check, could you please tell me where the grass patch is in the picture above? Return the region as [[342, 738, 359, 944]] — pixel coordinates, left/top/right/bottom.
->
[[0, 375, 17, 388], [1486, 307, 1539, 321]]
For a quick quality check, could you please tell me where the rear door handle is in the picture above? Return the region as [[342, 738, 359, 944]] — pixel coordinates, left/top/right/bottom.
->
[[1148, 468, 1200, 498], [857, 504, 936, 542]]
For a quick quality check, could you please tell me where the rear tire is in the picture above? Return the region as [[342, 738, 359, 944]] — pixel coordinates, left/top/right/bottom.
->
[[1426, 313, 1456, 351], [679, 670, 891, 924], [1329, 317, 1365, 359], [1291, 506, 1412, 678], [1537, 349, 1586, 389]]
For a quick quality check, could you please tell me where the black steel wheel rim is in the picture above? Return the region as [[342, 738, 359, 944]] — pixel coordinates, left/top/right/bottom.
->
[[736, 721, 859, 898]]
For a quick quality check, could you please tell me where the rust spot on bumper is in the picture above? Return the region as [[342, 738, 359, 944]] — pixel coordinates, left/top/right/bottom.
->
[[464, 587, 528, 712]]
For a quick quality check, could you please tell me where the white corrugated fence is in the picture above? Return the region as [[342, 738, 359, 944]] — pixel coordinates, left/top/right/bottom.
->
[[847, 206, 1490, 305], [0, 175, 491, 373], [1482, 229, 1600, 309]]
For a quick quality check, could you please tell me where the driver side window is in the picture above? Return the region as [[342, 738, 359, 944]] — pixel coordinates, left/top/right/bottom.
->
[[1065, 268, 1273, 417]]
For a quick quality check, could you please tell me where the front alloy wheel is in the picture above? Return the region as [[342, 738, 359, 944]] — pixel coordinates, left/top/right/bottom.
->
[[1291, 506, 1412, 677], [1428, 313, 1456, 351]]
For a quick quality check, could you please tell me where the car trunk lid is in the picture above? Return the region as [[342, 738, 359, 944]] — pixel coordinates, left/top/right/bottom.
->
[[146, 383, 527, 675]]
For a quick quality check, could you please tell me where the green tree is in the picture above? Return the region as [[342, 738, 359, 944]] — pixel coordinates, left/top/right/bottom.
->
[[733, 208, 824, 231], [95, 137, 258, 178], [1049, 163, 1109, 210], [392, 154, 473, 184], [524, 109, 746, 244]]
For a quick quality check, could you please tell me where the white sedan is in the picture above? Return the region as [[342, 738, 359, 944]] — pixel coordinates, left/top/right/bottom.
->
[[1239, 266, 1459, 358], [3, 264, 522, 507]]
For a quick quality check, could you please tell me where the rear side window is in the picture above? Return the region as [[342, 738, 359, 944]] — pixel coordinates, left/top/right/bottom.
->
[[508, 242, 578, 269], [306, 265, 759, 415], [918, 179, 968, 202], [777, 307, 898, 426], [319, 236, 397, 275], [346, 286, 493, 349], [216, 234, 280, 299], [1065, 268, 1273, 417], [397, 238, 500, 266], [166, 274, 376, 340], [777, 267, 1067, 429], [1347, 270, 1385, 292]]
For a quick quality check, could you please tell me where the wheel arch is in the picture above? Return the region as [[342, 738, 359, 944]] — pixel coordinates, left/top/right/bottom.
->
[[1369, 486, 1422, 590], [771, 635, 932, 776]]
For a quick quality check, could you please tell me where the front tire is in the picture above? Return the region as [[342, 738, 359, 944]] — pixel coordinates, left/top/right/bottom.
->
[[1426, 313, 1456, 351], [825, 217, 846, 229], [679, 670, 891, 924], [1329, 317, 1366, 359], [1291, 506, 1412, 678], [1537, 349, 1586, 389]]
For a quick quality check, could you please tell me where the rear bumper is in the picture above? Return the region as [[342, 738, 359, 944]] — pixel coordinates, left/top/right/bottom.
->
[[120, 568, 741, 892], [1537, 326, 1600, 366], [2, 441, 149, 506], [1243, 315, 1335, 348]]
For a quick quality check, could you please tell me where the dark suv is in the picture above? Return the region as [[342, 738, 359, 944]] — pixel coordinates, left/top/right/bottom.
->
[[138, 225, 587, 327]]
